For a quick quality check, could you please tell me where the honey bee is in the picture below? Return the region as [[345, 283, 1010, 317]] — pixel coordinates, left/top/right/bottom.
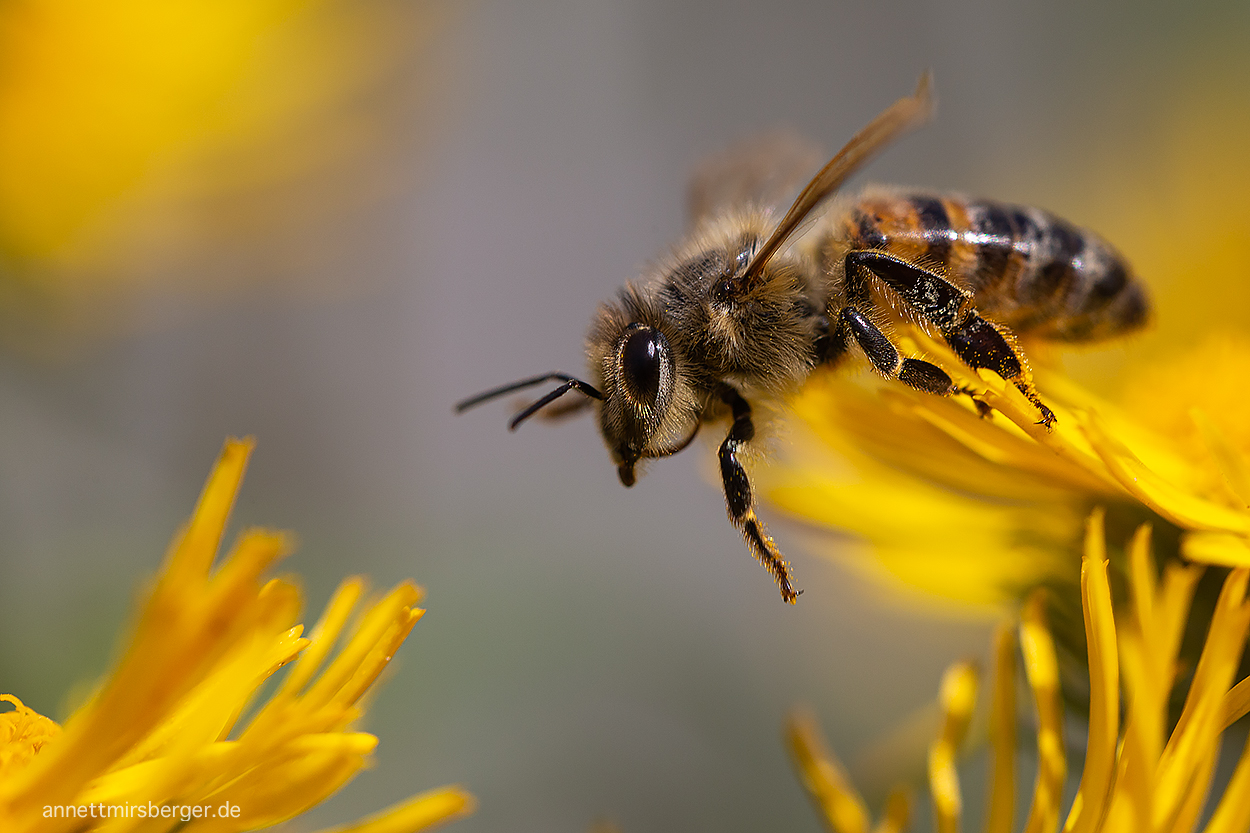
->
[[457, 74, 1149, 603]]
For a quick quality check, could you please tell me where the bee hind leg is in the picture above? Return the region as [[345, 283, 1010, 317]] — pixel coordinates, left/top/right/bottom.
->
[[942, 315, 1056, 427], [846, 250, 1056, 428], [716, 384, 800, 604]]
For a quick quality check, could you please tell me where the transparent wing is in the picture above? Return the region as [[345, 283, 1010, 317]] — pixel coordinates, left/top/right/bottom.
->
[[686, 129, 827, 227], [742, 72, 935, 285]]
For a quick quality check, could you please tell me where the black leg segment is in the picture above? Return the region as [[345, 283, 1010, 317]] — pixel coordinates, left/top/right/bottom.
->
[[843, 249, 1056, 427], [945, 314, 1055, 426], [944, 315, 1023, 381], [839, 307, 955, 396], [717, 384, 800, 604], [898, 359, 956, 395], [846, 249, 968, 329], [840, 308, 899, 375]]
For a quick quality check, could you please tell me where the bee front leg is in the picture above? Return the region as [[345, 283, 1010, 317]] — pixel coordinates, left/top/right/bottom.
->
[[716, 384, 800, 604]]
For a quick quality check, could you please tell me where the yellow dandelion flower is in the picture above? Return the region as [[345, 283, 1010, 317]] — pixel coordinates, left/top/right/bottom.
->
[[787, 510, 1250, 833], [0, 438, 474, 833], [760, 312, 1250, 614], [757, 70, 1250, 622]]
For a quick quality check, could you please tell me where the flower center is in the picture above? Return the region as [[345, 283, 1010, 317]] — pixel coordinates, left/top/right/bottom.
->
[[0, 694, 62, 780]]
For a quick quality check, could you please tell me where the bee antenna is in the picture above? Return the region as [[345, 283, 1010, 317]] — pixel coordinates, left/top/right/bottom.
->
[[741, 71, 935, 286], [455, 372, 603, 429]]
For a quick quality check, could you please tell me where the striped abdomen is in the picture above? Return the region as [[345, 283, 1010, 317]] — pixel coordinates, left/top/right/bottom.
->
[[837, 188, 1149, 341]]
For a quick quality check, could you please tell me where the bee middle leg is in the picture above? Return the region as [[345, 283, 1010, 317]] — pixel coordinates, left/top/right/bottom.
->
[[716, 383, 800, 604], [845, 250, 1056, 427], [838, 307, 956, 395]]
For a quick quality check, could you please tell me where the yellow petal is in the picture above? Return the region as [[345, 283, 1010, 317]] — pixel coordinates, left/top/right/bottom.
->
[[1191, 407, 1250, 508], [240, 577, 369, 746], [1083, 412, 1250, 534], [278, 577, 367, 698], [312, 786, 476, 833], [1203, 729, 1250, 833], [983, 625, 1017, 833], [1112, 631, 1155, 831], [1111, 524, 1168, 831], [928, 662, 976, 833], [887, 328, 1121, 491], [1152, 563, 1206, 692], [1019, 590, 1066, 833], [1182, 531, 1250, 568], [784, 709, 871, 833], [168, 437, 254, 583], [767, 459, 1079, 614], [302, 582, 423, 712], [870, 788, 911, 833], [1219, 676, 1250, 732], [968, 365, 1098, 470], [1155, 569, 1250, 832], [208, 733, 379, 830], [0, 439, 469, 833], [1062, 510, 1118, 833], [333, 604, 425, 710], [115, 584, 306, 769], [1128, 524, 1156, 645]]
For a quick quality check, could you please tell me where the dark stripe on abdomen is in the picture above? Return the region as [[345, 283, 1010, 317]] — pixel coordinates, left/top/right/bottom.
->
[[963, 200, 1015, 293], [837, 192, 1150, 342], [911, 195, 953, 269], [1021, 217, 1085, 307]]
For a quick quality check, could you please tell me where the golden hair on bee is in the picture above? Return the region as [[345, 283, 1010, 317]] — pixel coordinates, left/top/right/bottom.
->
[[458, 73, 1149, 603]]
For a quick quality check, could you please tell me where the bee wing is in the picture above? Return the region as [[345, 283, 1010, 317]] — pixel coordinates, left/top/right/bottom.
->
[[686, 130, 828, 227], [742, 72, 935, 283]]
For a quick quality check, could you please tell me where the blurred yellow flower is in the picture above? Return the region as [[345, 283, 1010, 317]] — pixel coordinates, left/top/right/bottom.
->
[[788, 510, 1250, 833], [0, 0, 444, 346], [0, 438, 473, 833]]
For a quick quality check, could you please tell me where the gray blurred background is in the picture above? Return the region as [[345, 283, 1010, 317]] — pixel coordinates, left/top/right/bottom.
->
[[2, 1, 1248, 831]]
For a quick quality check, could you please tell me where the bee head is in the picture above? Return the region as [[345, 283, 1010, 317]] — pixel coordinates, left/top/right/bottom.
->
[[455, 306, 695, 489], [599, 323, 678, 486]]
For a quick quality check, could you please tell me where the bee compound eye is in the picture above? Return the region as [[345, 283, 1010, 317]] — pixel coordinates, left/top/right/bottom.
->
[[620, 326, 670, 406]]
